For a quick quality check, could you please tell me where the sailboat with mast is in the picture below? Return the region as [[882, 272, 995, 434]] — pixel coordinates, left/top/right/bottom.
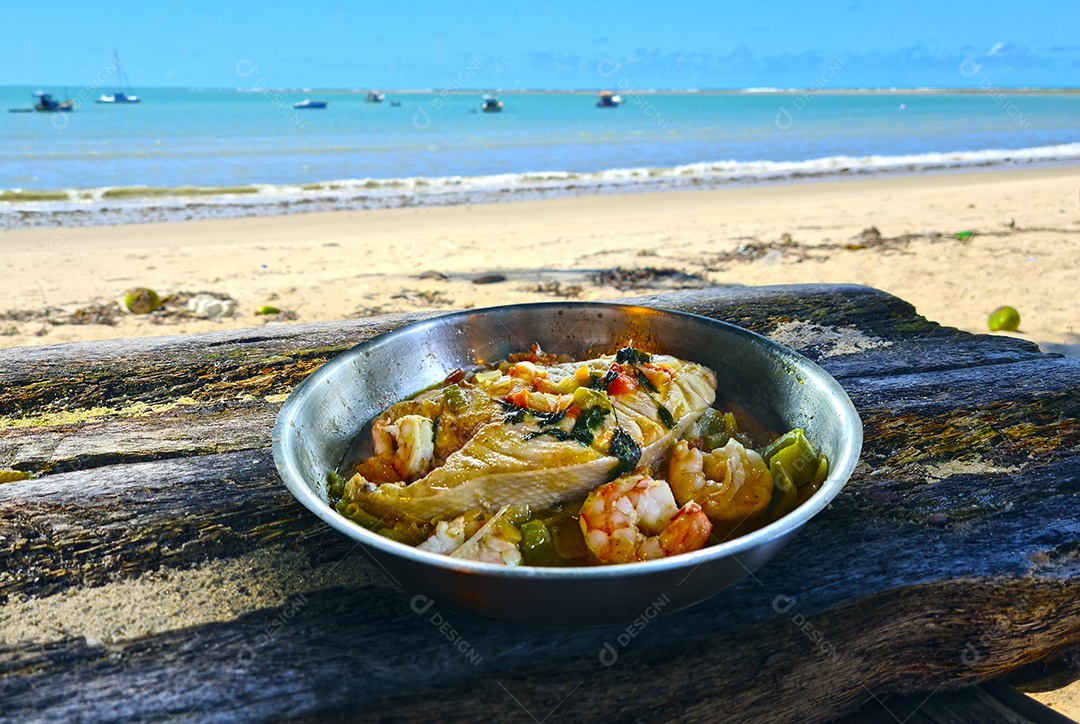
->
[[97, 50, 141, 104]]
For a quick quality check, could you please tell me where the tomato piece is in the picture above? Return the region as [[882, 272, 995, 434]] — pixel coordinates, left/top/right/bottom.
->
[[506, 390, 530, 408], [607, 373, 637, 396]]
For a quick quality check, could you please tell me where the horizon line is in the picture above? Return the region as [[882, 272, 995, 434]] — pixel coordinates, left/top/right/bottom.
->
[[5, 84, 1080, 95]]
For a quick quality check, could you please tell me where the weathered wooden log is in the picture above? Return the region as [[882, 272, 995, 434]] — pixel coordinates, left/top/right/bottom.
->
[[0, 284, 1077, 723]]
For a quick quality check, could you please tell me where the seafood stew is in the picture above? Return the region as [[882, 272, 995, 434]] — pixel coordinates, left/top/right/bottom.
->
[[331, 343, 829, 567]]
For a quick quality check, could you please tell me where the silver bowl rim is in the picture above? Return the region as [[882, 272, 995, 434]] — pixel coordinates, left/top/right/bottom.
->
[[272, 301, 863, 580]]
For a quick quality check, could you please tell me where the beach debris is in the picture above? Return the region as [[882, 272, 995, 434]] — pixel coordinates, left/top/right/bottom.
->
[[2, 303, 122, 329], [392, 289, 452, 306], [255, 305, 281, 315], [704, 238, 814, 269], [186, 294, 236, 319], [988, 306, 1020, 332], [956, 230, 973, 241], [419, 270, 449, 281], [348, 305, 387, 318], [0, 309, 44, 323], [923, 228, 941, 238], [593, 266, 710, 291], [124, 287, 162, 314], [524, 280, 583, 298], [70, 302, 121, 326], [2, 290, 248, 331], [846, 227, 882, 250], [472, 274, 507, 285], [778, 233, 793, 245]]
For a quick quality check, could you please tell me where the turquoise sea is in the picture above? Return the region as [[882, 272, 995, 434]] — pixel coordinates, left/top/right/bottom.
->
[[1, 86, 1078, 227]]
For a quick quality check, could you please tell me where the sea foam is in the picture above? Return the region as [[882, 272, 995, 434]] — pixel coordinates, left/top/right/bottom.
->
[[2, 142, 1079, 229]]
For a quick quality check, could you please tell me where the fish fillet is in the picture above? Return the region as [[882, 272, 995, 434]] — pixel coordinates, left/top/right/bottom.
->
[[344, 353, 717, 522]]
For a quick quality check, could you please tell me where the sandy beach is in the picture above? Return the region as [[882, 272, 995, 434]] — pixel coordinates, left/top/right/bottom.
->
[[3, 165, 1078, 354]]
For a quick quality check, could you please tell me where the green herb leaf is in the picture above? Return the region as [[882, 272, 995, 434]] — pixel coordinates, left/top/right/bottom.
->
[[497, 399, 529, 424], [607, 428, 642, 481], [656, 404, 675, 429], [497, 400, 565, 427], [615, 345, 652, 365], [534, 410, 566, 426], [635, 369, 659, 393], [571, 406, 608, 445]]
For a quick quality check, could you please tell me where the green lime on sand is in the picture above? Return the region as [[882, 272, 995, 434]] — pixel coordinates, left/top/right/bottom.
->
[[988, 306, 1020, 332], [124, 288, 162, 314], [255, 305, 280, 315]]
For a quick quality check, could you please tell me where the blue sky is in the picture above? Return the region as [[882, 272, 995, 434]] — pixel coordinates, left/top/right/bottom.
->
[[3, 1, 1078, 89]]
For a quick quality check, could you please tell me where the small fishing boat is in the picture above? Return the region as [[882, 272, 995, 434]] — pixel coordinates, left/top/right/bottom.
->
[[481, 94, 503, 113], [97, 91, 140, 104], [366, 91, 385, 103], [596, 90, 623, 108], [33, 92, 74, 112], [96, 51, 141, 104], [293, 99, 328, 109]]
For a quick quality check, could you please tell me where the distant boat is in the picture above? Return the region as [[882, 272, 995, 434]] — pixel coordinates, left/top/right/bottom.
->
[[97, 50, 141, 104], [293, 99, 328, 109], [481, 94, 503, 113], [33, 92, 74, 112], [97, 91, 140, 104], [366, 92, 385, 103], [596, 90, 623, 108]]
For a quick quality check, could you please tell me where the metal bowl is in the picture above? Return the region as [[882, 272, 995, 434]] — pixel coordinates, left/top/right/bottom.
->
[[272, 303, 862, 626]]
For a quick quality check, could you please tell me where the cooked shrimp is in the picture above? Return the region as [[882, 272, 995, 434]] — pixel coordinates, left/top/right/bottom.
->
[[579, 473, 712, 564], [453, 534, 521, 565], [417, 516, 468, 554], [373, 414, 435, 481], [668, 438, 773, 526], [450, 507, 524, 566]]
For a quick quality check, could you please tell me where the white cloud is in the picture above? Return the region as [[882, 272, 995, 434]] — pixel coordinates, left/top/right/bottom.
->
[[986, 42, 1005, 57]]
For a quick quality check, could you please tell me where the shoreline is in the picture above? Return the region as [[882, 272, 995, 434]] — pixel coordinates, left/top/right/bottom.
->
[[1, 164, 1078, 356], [3, 144, 1079, 230]]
